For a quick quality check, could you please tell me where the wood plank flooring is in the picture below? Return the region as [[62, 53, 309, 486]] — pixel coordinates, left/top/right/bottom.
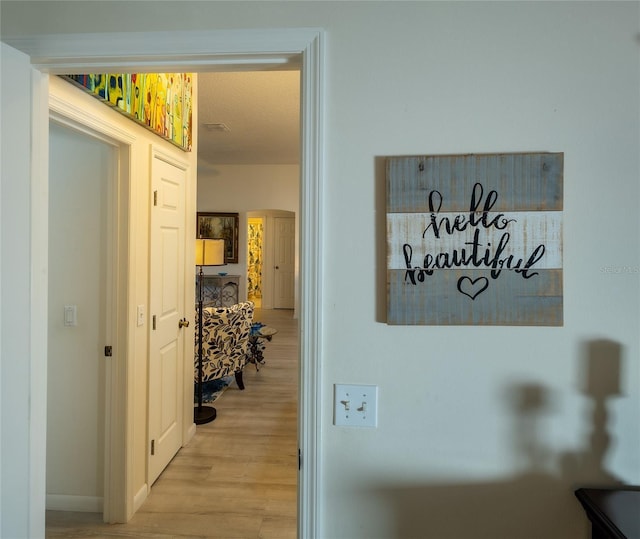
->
[[46, 308, 298, 539]]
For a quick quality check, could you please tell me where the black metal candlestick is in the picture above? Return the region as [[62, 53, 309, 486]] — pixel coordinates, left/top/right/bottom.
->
[[194, 266, 216, 424]]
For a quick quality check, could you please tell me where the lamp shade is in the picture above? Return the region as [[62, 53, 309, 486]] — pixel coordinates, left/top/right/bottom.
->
[[195, 238, 225, 266]]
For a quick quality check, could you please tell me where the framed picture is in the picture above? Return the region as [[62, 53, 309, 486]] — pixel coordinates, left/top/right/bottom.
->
[[196, 212, 239, 263]]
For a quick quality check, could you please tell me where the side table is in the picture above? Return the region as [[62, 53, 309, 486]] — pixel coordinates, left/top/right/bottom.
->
[[575, 487, 640, 539], [200, 274, 240, 307], [247, 324, 278, 370]]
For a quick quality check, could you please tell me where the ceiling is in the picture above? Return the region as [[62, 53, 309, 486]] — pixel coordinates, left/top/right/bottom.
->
[[196, 70, 300, 170]]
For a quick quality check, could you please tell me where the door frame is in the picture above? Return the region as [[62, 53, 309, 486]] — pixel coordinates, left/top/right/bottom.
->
[[14, 27, 324, 538], [48, 101, 133, 522]]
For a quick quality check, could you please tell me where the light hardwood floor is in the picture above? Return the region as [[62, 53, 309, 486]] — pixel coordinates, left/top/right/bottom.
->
[[46, 308, 298, 539]]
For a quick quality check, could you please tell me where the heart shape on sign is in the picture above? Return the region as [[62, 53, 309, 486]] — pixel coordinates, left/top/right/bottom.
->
[[457, 276, 489, 300]]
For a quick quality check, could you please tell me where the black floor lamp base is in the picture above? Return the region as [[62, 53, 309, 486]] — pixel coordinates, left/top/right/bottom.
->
[[194, 405, 217, 425]]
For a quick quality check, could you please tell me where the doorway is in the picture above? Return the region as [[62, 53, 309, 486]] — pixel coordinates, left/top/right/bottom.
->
[[47, 66, 300, 524], [248, 216, 264, 307], [246, 210, 297, 311], [47, 85, 134, 522], [47, 121, 115, 514], [14, 27, 323, 539]]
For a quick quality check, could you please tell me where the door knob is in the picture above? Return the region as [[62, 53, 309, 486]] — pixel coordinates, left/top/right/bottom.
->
[[275, 266, 279, 269], [179, 318, 190, 328]]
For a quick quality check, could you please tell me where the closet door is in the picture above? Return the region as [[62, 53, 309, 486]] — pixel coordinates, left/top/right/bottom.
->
[[148, 149, 188, 485]]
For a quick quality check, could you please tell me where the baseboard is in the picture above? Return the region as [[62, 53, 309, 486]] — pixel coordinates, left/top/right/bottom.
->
[[133, 483, 148, 514], [46, 494, 103, 513], [185, 421, 197, 444]]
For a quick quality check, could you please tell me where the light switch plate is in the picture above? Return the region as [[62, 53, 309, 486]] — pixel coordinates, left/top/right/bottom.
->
[[137, 305, 145, 327], [334, 384, 378, 428], [64, 305, 77, 327]]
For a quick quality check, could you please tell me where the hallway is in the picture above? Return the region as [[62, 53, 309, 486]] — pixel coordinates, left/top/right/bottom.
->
[[46, 308, 298, 539]]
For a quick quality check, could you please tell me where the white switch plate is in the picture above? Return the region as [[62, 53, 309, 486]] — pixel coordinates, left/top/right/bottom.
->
[[137, 305, 145, 327], [334, 384, 378, 428], [64, 305, 77, 327]]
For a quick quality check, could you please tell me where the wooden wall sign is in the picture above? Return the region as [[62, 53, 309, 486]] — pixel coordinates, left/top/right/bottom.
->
[[386, 153, 563, 326]]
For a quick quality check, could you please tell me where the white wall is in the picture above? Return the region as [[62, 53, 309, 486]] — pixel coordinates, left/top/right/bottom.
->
[[0, 41, 44, 539], [197, 164, 299, 305], [47, 122, 111, 510], [1, 2, 639, 538]]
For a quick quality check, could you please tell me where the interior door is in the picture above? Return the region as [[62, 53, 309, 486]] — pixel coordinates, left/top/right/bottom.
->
[[273, 216, 295, 309], [148, 150, 188, 485]]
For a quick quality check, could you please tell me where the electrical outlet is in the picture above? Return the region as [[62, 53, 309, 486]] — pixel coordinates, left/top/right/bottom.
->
[[334, 384, 378, 428]]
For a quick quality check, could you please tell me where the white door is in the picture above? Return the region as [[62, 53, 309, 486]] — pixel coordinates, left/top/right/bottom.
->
[[273, 217, 295, 309], [148, 150, 188, 485]]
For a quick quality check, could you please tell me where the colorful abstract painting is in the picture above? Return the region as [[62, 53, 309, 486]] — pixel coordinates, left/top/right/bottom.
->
[[62, 73, 193, 151]]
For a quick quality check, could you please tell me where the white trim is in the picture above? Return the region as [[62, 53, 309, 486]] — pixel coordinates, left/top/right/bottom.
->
[[5, 29, 317, 71], [49, 94, 137, 145], [298, 30, 325, 539], [132, 484, 148, 515], [185, 422, 197, 445], [30, 67, 50, 539], [46, 495, 103, 513], [102, 141, 118, 524], [24, 28, 324, 538], [151, 145, 189, 171]]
